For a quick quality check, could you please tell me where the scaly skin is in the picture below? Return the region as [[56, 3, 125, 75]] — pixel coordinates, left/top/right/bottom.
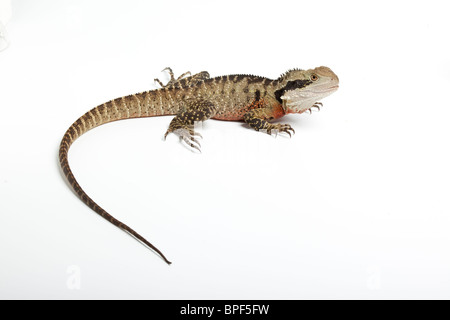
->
[[59, 67, 339, 264]]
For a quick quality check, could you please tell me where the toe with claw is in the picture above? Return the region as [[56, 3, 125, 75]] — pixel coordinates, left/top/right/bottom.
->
[[307, 102, 323, 114], [267, 123, 295, 137], [155, 67, 192, 88], [164, 127, 202, 153]]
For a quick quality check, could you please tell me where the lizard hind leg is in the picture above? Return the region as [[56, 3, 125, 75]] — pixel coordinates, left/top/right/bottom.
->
[[170, 126, 202, 152], [154, 67, 210, 88], [164, 99, 216, 152], [154, 67, 187, 87]]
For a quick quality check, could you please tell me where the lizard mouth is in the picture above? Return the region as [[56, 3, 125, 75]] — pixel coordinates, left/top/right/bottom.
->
[[281, 84, 338, 102], [281, 84, 339, 111], [311, 85, 339, 94]]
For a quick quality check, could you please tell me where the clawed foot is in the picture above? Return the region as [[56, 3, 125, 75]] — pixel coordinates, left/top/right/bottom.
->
[[307, 102, 323, 114], [155, 67, 191, 88], [164, 127, 202, 152], [266, 123, 295, 137]]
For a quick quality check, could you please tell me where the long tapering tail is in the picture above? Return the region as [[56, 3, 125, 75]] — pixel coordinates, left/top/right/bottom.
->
[[59, 102, 172, 265]]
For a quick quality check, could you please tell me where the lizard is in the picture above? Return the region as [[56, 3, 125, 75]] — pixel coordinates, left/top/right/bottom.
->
[[59, 66, 339, 265]]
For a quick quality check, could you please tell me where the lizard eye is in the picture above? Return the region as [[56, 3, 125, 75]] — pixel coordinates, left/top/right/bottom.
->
[[310, 74, 319, 81]]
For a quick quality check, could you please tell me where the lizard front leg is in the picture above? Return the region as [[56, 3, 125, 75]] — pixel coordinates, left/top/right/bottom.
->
[[164, 99, 217, 151], [244, 105, 295, 137]]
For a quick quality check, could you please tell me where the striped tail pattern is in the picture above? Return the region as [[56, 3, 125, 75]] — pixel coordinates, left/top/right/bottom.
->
[[59, 91, 180, 265]]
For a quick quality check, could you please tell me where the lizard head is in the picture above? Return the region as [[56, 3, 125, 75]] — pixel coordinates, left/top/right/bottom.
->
[[275, 66, 339, 114]]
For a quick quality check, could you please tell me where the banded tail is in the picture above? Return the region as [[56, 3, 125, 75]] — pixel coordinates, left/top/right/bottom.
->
[[59, 92, 179, 265]]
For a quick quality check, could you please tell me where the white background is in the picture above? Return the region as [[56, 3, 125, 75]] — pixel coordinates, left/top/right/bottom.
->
[[1, 0, 449, 299]]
